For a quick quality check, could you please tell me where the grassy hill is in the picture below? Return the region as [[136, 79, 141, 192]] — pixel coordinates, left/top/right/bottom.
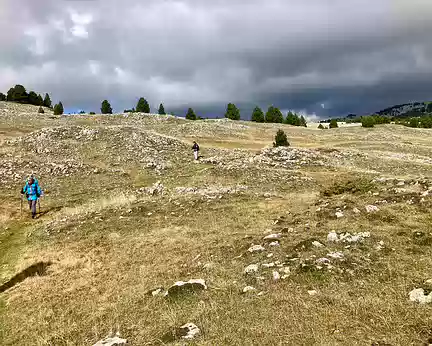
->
[[1, 101, 432, 345]]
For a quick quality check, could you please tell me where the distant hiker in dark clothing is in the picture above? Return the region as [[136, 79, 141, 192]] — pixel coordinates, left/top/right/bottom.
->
[[192, 141, 200, 160], [21, 176, 42, 219]]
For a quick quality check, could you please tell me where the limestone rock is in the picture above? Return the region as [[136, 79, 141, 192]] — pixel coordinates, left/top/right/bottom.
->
[[263, 233, 282, 241], [178, 323, 201, 340], [242, 286, 256, 294], [365, 205, 379, 213], [409, 288, 432, 304], [165, 279, 207, 297], [248, 245, 265, 253], [244, 264, 259, 274], [92, 333, 127, 346]]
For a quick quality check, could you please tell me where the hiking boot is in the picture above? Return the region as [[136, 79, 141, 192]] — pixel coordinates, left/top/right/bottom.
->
[[32, 214, 36, 219]]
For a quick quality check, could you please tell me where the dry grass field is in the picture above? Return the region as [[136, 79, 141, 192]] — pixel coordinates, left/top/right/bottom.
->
[[1, 102, 432, 345]]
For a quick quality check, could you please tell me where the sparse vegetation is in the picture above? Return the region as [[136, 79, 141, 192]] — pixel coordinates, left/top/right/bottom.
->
[[318, 123, 325, 129], [1, 102, 432, 345], [38, 106, 44, 114]]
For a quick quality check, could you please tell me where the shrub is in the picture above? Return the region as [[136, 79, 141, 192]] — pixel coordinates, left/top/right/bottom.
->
[[318, 124, 325, 129], [329, 119, 338, 128], [7, 85, 28, 103], [409, 118, 419, 128], [89, 112, 96, 115], [38, 106, 44, 114], [251, 107, 265, 122], [0, 93, 6, 101], [273, 129, 289, 147], [361, 116, 375, 128], [158, 103, 166, 115]]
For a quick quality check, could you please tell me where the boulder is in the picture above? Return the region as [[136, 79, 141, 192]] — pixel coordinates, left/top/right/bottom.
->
[[409, 288, 432, 304], [365, 205, 379, 213], [178, 323, 201, 340], [248, 245, 265, 253], [244, 264, 259, 274]]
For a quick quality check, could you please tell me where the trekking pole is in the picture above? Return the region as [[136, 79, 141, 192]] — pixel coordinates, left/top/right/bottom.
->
[[38, 198, 41, 215], [20, 194, 23, 214]]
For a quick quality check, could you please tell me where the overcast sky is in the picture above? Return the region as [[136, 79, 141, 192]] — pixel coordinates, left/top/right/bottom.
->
[[1, 0, 432, 119]]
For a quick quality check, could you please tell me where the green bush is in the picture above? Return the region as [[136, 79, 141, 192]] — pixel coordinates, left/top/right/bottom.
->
[[38, 106, 44, 114], [273, 129, 289, 147], [158, 103, 166, 115], [89, 112, 96, 115], [361, 116, 375, 128], [318, 124, 325, 129], [329, 119, 338, 128]]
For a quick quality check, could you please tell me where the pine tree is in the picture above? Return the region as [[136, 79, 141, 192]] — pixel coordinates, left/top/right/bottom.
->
[[300, 115, 307, 127], [186, 108, 197, 120], [225, 103, 240, 120], [0, 93, 6, 101], [7, 85, 28, 103], [37, 94, 44, 106], [101, 100, 113, 114], [158, 103, 166, 115], [266, 106, 283, 123], [28, 91, 39, 105], [43, 93, 52, 108], [136, 98, 150, 113], [53, 102, 64, 115], [285, 111, 296, 125], [251, 107, 265, 122], [273, 129, 290, 147]]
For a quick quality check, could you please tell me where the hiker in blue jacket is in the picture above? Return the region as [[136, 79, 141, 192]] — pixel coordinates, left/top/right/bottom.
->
[[21, 176, 42, 219]]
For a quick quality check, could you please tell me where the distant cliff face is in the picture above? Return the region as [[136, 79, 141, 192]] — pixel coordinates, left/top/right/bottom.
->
[[376, 102, 432, 117]]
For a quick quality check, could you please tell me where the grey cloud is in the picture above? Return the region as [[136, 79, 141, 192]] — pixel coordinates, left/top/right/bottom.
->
[[1, 0, 432, 117]]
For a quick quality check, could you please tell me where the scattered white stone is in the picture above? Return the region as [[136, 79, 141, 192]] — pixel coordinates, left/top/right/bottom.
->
[[267, 253, 274, 258], [248, 244, 265, 253], [269, 241, 280, 247], [244, 264, 259, 274], [312, 241, 324, 248], [409, 288, 432, 304], [308, 290, 318, 296], [151, 288, 164, 296], [165, 279, 207, 297], [327, 252, 344, 259], [376, 241, 385, 251], [335, 211, 344, 218], [365, 205, 379, 213], [179, 323, 201, 340], [327, 231, 339, 242], [264, 233, 282, 240], [92, 333, 127, 346], [242, 286, 256, 294], [273, 271, 281, 281], [281, 267, 291, 274], [353, 208, 361, 214], [262, 263, 275, 268], [425, 279, 432, 285]]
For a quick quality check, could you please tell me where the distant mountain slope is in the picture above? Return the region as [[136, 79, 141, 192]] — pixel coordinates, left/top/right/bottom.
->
[[376, 101, 432, 118]]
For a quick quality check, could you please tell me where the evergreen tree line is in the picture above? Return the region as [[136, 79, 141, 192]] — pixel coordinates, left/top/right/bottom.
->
[[397, 116, 432, 129], [1, 84, 66, 115], [1, 84, 53, 108]]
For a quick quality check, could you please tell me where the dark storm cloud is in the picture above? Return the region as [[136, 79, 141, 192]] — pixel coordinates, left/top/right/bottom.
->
[[1, 0, 432, 118]]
